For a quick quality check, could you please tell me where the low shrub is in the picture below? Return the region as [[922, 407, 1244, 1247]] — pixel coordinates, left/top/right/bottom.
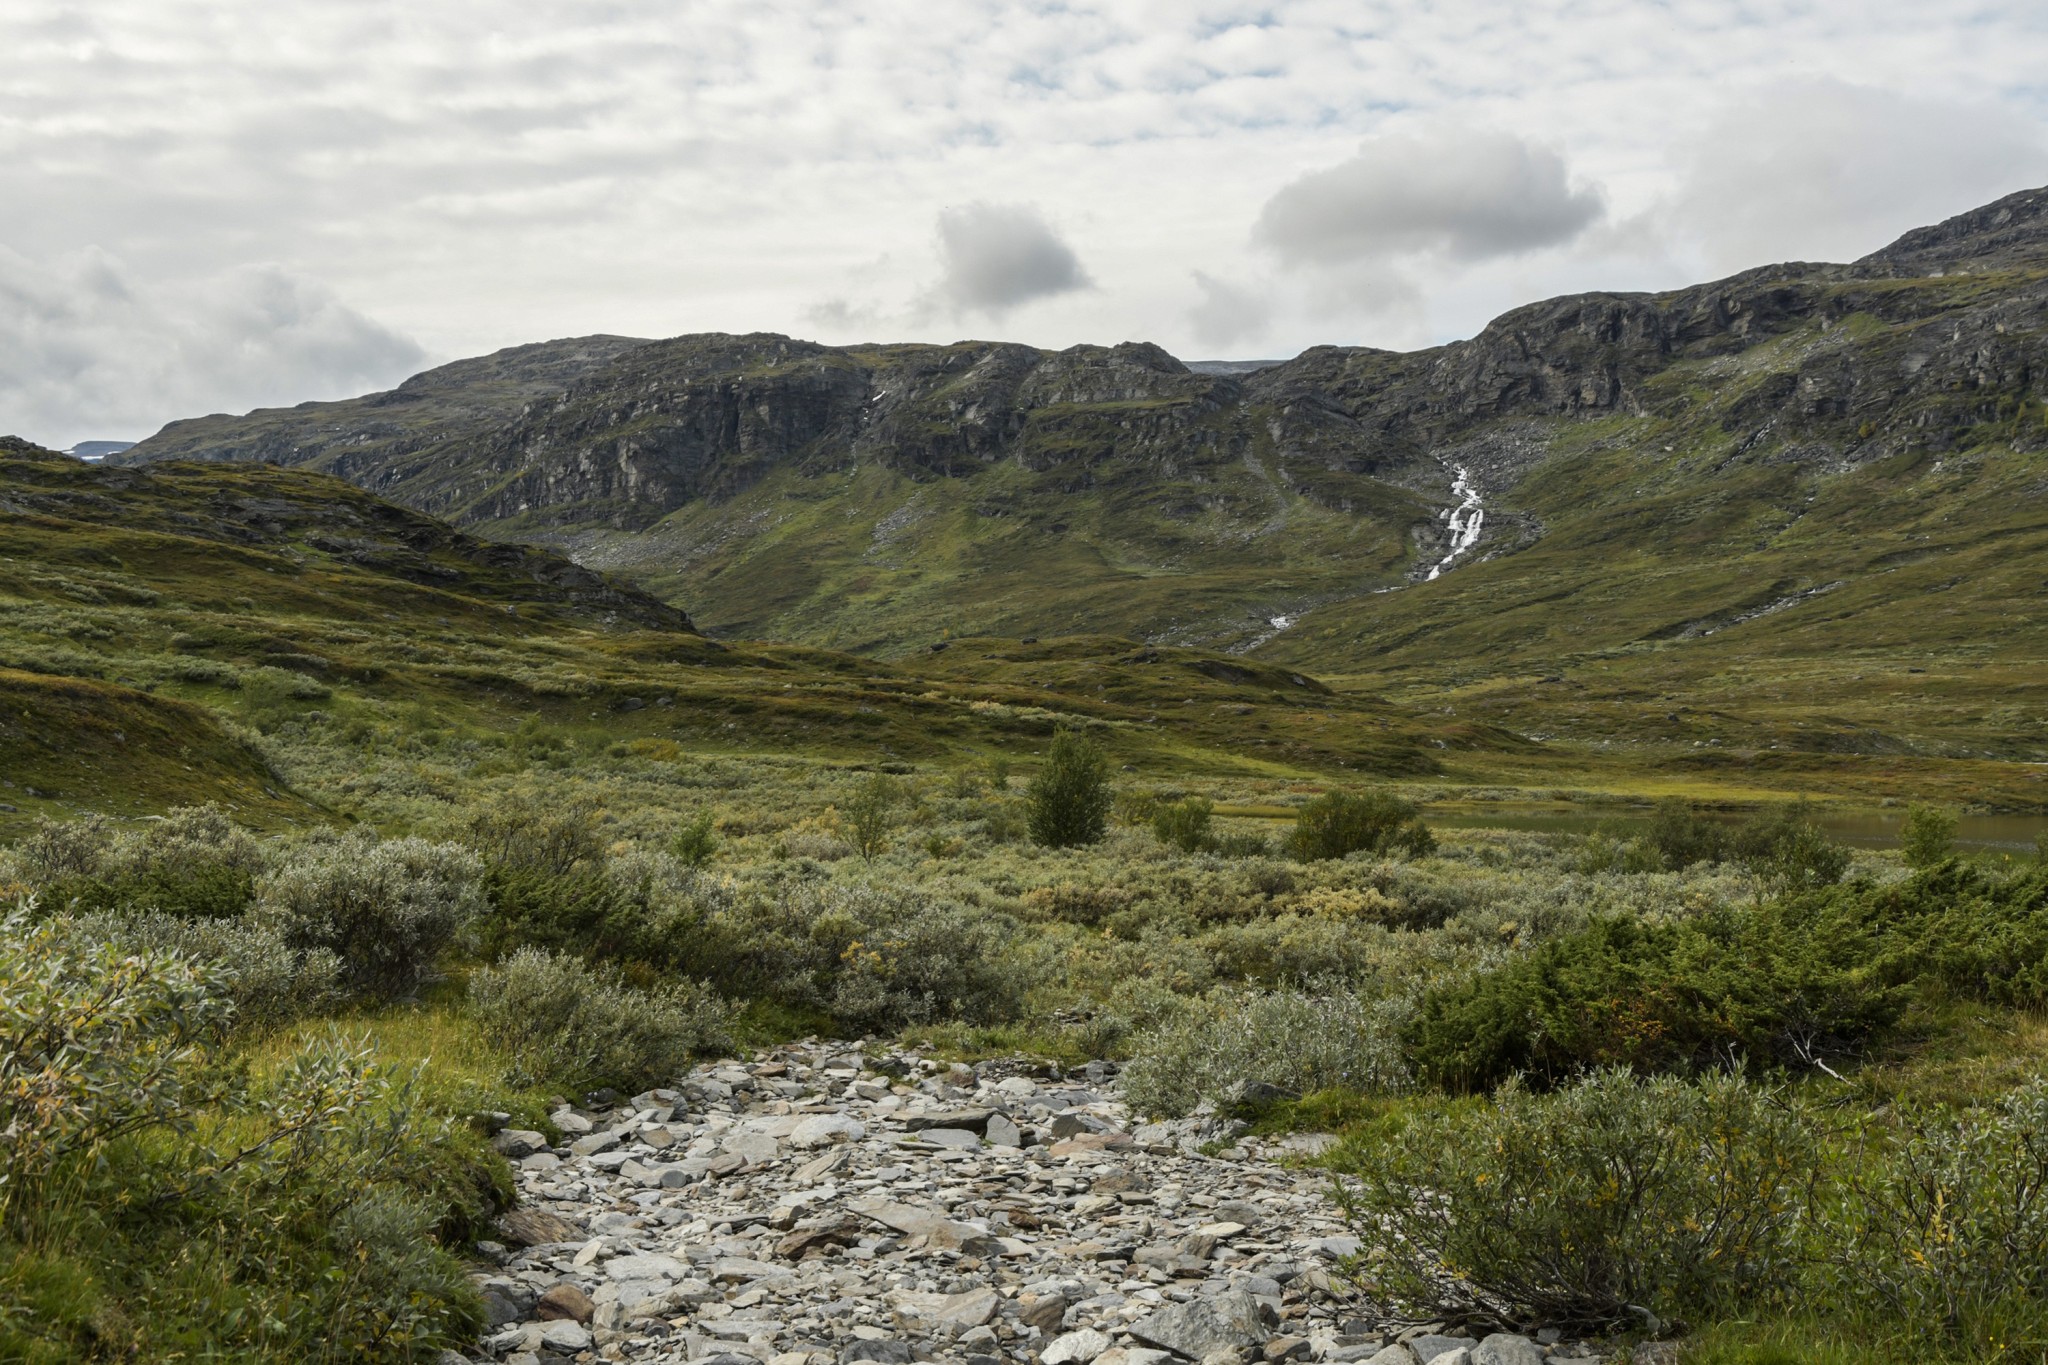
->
[[1817, 1077, 2048, 1349], [464, 793, 605, 877], [256, 830, 484, 1001], [1406, 905, 1902, 1092], [18, 805, 266, 921], [1332, 1069, 1814, 1331], [1287, 790, 1435, 862], [1213, 831, 1271, 859], [0, 925, 490, 1363], [466, 947, 728, 1093], [75, 910, 343, 1037], [1152, 797, 1216, 853], [1120, 987, 1413, 1118], [0, 905, 231, 1205], [7, 814, 113, 883], [474, 847, 717, 968]]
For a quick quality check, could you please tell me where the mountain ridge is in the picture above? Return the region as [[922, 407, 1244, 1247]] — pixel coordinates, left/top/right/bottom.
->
[[116, 186, 2048, 667]]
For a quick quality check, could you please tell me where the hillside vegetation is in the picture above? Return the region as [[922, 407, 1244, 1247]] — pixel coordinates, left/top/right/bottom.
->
[[9, 187, 2048, 1365]]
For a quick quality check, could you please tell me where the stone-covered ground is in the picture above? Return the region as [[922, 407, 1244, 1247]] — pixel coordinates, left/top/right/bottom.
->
[[463, 1045, 1620, 1365]]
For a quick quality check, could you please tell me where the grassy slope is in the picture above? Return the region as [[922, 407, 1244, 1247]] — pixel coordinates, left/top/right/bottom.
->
[[1257, 296, 2048, 809], [554, 411, 1421, 655], [0, 441, 1478, 833]]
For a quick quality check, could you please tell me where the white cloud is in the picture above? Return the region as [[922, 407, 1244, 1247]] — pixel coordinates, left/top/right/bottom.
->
[[0, 246, 422, 447], [931, 203, 1092, 318], [2, 0, 2047, 430], [1254, 125, 1606, 268], [1666, 80, 2048, 271]]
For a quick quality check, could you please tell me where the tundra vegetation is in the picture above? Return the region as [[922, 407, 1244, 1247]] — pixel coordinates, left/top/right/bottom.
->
[[6, 738, 2048, 1361], [6, 182, 2048, 1360]]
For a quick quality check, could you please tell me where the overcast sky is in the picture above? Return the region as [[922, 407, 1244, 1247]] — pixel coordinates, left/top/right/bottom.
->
[[5, 1, 2046, 447]]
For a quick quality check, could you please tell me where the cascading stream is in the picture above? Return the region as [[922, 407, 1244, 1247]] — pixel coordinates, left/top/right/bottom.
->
[[1425, 466, 1484, 580]]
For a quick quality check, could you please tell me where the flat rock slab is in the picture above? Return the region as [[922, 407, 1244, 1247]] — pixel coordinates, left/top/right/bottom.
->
[[1471, 1337, 1544, 1365], [904, 1109, 993, 1134], [791, 1114, 866, 1148], [845, 1196, 943, 1237], [1045, 1328, 1116, 1364], [1130, 1289, 1272, 1359], [723, 1132, 782, 1165], [1050, 1133, 1133, 1156], [604, 1253, 686, 1283], [496, 1207, 584, 1247]]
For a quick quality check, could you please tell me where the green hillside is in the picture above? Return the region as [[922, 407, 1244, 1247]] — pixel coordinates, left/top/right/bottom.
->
[[0, 438, 1499, 834]]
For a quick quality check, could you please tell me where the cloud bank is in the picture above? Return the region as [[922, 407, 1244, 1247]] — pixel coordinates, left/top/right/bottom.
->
[[3, 0, 2046, 434], [0, 247, 422, 446]]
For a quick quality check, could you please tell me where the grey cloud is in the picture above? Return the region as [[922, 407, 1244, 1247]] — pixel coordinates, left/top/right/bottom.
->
[[1671, 81, 2048, 271], [1255, 126, 1605, 267], [933, 203, 1092, 317], [0, 247, 423, 448], [1186, 271, 1271, 349]]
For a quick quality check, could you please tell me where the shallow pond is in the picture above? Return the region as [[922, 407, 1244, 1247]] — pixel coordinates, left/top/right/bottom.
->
[[1426, 807, 2048, 853]]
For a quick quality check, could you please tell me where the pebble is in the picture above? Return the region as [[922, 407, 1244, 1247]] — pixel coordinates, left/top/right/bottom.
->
[[460, 1044, 1614, 1365]]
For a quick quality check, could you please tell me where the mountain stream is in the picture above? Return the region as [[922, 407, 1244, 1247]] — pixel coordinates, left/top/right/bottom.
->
[[1426, 466, 1484, 580]]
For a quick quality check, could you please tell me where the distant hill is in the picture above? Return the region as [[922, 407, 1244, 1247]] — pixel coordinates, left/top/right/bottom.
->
[[1183, 359, 1286, 376], [113, 189, 2048, 774], [65, 440, 135, 462]]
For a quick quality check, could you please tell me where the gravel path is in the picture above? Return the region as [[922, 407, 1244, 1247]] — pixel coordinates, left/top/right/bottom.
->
[[463, 1045, 1614, 1365]]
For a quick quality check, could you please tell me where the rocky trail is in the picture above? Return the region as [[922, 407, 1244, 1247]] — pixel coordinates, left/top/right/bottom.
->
[[463, 1045, 1621, 1365]]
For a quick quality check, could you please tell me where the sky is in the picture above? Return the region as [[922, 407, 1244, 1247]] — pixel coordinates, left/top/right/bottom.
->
[[4, 1, 2046, 448]]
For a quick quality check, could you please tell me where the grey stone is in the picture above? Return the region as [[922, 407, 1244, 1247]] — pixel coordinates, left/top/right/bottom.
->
[[1130, 1290, 1271, 1359], [491, 1129, 549, 1159], [537, 1320, 592, 1352], [1045, 1329, 1116, 1365], [605, 1252, 685, 1282], [985, 1113, 1024, 1147], [905, 1108, 993, 1134], [916, 1127, 982, 1150], [790, 1114, 865, 1148], [1470, 1336, 1543, 1365], [1354, 1349, 1412, 1365], [1405, 1339, 1473, 1365], [1017, 1291, 1068, 1332], [568, 1129, 619, 1157], [723, 1131, 781, 1166]]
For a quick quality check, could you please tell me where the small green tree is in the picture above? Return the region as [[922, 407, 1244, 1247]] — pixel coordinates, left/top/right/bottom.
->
[[1733, 802, 1850, 897], [843, 773, 900, 862], [1152, 797, 1216, 853], [1026, 729, 1112, 848], [1287, 789, 1435, 862], [671, 810, 719, 868], [1901, 804, 1959, 870], [1643, 797, 1728, 870]]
